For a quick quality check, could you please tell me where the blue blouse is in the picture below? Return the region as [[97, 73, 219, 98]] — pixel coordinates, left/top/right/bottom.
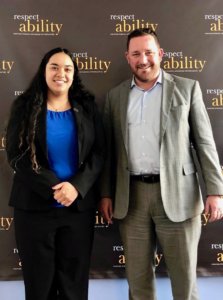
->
[[46, 109, 78, 206]]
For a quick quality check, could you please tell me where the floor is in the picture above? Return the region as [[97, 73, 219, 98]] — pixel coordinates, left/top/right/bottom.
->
[[0, 277, 222, 299]]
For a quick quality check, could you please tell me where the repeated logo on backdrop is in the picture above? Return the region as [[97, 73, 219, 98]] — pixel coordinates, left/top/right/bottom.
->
[[73, 52, 111, 74], [12, 248, 22, 271], [204, 14, 223, 34], [210, 244, 223, 266], [112, 244, 164, 270], [12, 14, 63, 36], [206, 88, 223, 110], [94, 211, 110, 228], [109, 14, 158, 35], [0, 60, 14, 74], [112, 245, 125, 269], [162, 51, 207, 73], [0, 216, 13, 231]]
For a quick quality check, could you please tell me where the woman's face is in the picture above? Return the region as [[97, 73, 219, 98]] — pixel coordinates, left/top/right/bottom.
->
[[45, 52, 74, 98]]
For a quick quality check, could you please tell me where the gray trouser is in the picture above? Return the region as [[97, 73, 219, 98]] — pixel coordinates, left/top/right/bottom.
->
[[119, 180, 201, 300]]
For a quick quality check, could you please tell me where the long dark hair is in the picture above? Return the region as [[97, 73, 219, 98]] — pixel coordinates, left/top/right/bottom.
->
[[7, 47, 94, 172]]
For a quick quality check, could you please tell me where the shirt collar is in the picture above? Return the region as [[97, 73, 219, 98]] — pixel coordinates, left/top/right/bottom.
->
[[131, 70, 163, 91]]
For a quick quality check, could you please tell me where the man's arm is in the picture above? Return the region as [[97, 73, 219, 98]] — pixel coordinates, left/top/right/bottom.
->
[[189, 81, 223, 221]]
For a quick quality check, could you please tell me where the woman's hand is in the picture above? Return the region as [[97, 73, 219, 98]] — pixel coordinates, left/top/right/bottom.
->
[[52, 182, 78, 207]]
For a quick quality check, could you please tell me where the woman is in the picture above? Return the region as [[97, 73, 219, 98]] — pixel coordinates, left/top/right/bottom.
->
[[6, 48, 104, 300]]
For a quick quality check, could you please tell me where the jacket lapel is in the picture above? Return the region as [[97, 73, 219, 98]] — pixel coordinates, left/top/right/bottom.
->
[[120, 80, 131, 153], [160, 71, 175, 142], [36, 105, 48, 156], [72, 102, 83, 163]]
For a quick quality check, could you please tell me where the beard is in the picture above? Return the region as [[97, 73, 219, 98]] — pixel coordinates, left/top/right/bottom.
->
[[134, 65, 159, 83]]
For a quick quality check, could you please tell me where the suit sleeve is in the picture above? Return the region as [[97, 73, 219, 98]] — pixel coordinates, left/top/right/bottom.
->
[[189, 81, 223, 195], [6, 107, 60, 200]]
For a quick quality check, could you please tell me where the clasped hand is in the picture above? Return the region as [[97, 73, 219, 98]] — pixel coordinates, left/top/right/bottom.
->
[[52, 182, 78, 207]]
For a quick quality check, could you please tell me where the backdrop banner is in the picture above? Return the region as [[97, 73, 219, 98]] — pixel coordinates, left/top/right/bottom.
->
[[0, 0, 223, 280]]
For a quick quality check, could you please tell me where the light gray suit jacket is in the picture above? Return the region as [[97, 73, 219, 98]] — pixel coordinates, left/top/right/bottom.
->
[[101, 70, 223, 222]]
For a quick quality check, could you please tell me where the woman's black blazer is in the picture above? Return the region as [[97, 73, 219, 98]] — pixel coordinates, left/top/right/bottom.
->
[[6, 100, 105, 211]]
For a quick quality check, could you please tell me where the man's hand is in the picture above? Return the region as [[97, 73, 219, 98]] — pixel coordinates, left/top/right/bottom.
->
[[98, 197, 113, 224], [205, 195, 223, 222]]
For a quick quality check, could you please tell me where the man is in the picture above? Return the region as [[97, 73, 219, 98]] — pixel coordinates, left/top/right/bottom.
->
[[99, 28, 223, 300]]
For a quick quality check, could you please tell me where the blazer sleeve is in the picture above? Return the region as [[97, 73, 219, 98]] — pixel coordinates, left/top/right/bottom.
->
[[6, 107, 60, 200], [189, 80, 223, 195], [68, 102, 105, 198]]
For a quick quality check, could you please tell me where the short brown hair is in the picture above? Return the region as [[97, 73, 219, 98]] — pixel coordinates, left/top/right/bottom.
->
[[127, 28, 160, 50]]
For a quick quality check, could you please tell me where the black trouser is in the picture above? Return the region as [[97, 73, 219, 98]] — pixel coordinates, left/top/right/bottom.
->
[[14, 206, 95, 300]]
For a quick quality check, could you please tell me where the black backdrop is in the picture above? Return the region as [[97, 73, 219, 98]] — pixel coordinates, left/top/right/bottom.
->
[[0, 0, 223, 280]]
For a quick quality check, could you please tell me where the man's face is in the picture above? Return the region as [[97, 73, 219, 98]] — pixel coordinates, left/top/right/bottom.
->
[[126, 34, 163, 87]]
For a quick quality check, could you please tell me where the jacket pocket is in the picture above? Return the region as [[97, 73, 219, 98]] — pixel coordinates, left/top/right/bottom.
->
[[171, 103, 188, 110]]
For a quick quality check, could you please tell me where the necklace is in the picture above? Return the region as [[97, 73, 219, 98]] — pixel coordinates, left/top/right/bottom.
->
[[47, 101, 71, 112]]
